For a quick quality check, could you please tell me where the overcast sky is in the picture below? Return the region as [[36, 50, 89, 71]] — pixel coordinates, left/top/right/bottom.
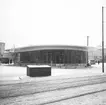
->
[[0, 0, 106, 49]]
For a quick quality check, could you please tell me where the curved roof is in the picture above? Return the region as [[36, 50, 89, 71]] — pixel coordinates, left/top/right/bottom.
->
[[14, 45, 88, 52], [0, 42, 5, 44]]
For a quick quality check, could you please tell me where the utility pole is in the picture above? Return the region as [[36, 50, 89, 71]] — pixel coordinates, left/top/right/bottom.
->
[[86, 36, 89, 66], [102, 6, 104, 73], [87, 36, 89, 46]]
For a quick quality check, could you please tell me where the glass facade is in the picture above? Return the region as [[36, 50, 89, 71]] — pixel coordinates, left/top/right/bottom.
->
[[19, 49, 87, 65]]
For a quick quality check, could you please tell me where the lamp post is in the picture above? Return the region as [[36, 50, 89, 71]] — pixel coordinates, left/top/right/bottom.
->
[[102, 6, 104, 73]]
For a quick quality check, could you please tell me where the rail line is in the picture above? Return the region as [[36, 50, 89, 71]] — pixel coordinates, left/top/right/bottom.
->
[[0, 74, 106, 86], [39, 89, 106, 105], [0, 75, 106, 99]]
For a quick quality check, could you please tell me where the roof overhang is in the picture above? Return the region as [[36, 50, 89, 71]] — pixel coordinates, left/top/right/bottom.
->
[[13, 45, 88, 52]]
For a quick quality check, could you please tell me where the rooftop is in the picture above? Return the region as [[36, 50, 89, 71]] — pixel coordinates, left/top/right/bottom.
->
[[6, 45, 88, 52]]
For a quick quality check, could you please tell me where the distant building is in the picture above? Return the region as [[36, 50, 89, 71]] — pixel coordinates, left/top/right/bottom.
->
[[88, 47, 106, 62], [2, 45, 106, 66], [0, 43, 13, 64], [1, 50, 13, 64]]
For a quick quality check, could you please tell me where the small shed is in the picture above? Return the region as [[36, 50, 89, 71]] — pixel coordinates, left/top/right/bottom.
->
[[27, 65, 51, 77]]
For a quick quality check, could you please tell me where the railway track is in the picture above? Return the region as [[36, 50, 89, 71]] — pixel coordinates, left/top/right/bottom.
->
[[0, 74, 106, 99], [0, 81, 106, 105], [39, 88, 106, 105], [0, 74, 106, 86]]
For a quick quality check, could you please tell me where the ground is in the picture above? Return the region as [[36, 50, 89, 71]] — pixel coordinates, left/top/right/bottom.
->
[[0, 63, 106, 105], [0, 63, 105, 81]]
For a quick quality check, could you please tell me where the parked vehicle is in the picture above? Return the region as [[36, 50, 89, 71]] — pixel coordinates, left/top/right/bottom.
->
[[0, 58, 9, 64], [89, 60, 96, 65]]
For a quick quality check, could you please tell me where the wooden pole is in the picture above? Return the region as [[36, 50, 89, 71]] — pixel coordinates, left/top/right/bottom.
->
[[86, 36, 89, 66], [102, 6, 104, 73]]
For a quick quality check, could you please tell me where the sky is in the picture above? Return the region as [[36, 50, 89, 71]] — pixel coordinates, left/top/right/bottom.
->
[[0, 0, 106, 49]]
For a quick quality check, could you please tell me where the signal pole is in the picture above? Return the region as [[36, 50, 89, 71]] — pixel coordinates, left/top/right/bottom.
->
[[102, 6, 104, 73]]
